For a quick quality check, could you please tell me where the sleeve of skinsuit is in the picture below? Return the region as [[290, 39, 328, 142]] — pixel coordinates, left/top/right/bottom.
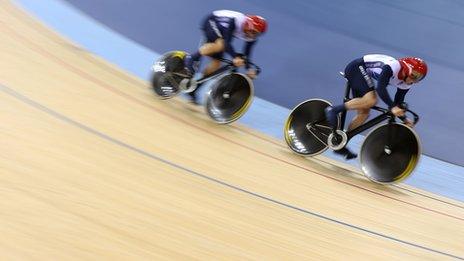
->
[[244, 40, 257, 69], [393, 88, 409, 105], [376, 65, 395, 108], [223, 19, 237, 58]]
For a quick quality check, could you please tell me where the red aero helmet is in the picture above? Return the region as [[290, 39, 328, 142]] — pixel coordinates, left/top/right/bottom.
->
[[244, 15, 267, 34], [399, 57, 428, 82]]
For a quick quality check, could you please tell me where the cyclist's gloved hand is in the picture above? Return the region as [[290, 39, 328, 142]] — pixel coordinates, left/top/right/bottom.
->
[[402, 118, 414, 128], [233, 56, 245, 67], [246, 68, 257, 79], [390, 106, 406, 117]]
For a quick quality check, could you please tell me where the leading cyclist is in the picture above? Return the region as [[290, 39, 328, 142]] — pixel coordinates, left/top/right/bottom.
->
[[325, 54, 428, 159]]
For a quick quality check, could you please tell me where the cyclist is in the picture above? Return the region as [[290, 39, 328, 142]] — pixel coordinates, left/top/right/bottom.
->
[[325, 54, 428, 159], [184, 10, 267, 104]]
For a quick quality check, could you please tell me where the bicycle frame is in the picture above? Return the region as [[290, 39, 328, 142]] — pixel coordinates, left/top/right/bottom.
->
[[196, 63, 236, 85], [190, 58, 261, 87], [152, 52, 259, 99]]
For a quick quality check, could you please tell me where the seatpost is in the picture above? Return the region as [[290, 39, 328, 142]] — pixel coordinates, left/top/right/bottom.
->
[[343, 81, 351, 102]]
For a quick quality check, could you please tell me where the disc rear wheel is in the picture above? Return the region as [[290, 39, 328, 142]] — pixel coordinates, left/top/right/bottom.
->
[[284, 99, 338, 156]]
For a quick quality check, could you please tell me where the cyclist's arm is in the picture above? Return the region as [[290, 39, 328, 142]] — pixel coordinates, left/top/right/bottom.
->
[[394, 88, 409, 105], [243, 40, 257, 68], [393, 88, 411, 124], [376, 65, 395, 108]]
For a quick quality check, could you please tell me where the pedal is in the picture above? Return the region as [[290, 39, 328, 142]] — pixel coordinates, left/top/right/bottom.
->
[[327, 130, 347, 150]]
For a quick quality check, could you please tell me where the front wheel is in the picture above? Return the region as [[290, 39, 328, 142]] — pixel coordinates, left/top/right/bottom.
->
[[284, 99, 339, 156], [360, 123, 421, 184], [205, 73, 254, 124]]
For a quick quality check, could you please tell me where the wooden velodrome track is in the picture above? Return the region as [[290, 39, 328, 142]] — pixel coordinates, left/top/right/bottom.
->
[[1, 1, 463, 259]]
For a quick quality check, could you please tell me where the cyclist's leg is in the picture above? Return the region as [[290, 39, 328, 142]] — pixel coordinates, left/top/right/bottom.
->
[[199, 37, 224, 76], [199, 39, 225, 56], [188, 53, 225, 105], [344, 90, 377, 111], [340, 85, 375, 159], [326, 59, 375, 125], [185, 16, 224, 74], [344, 77, 376, 130], [333, 146, 358, 160], [327, 58, 375, 159], [340, 88, 375, 159], [348, 108, 371, 131], [186, 56, 222, 105], [203, 58, 222, 76]]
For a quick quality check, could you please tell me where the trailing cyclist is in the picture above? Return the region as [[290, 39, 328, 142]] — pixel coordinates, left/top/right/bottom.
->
[[184, 10, 267, 104]]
